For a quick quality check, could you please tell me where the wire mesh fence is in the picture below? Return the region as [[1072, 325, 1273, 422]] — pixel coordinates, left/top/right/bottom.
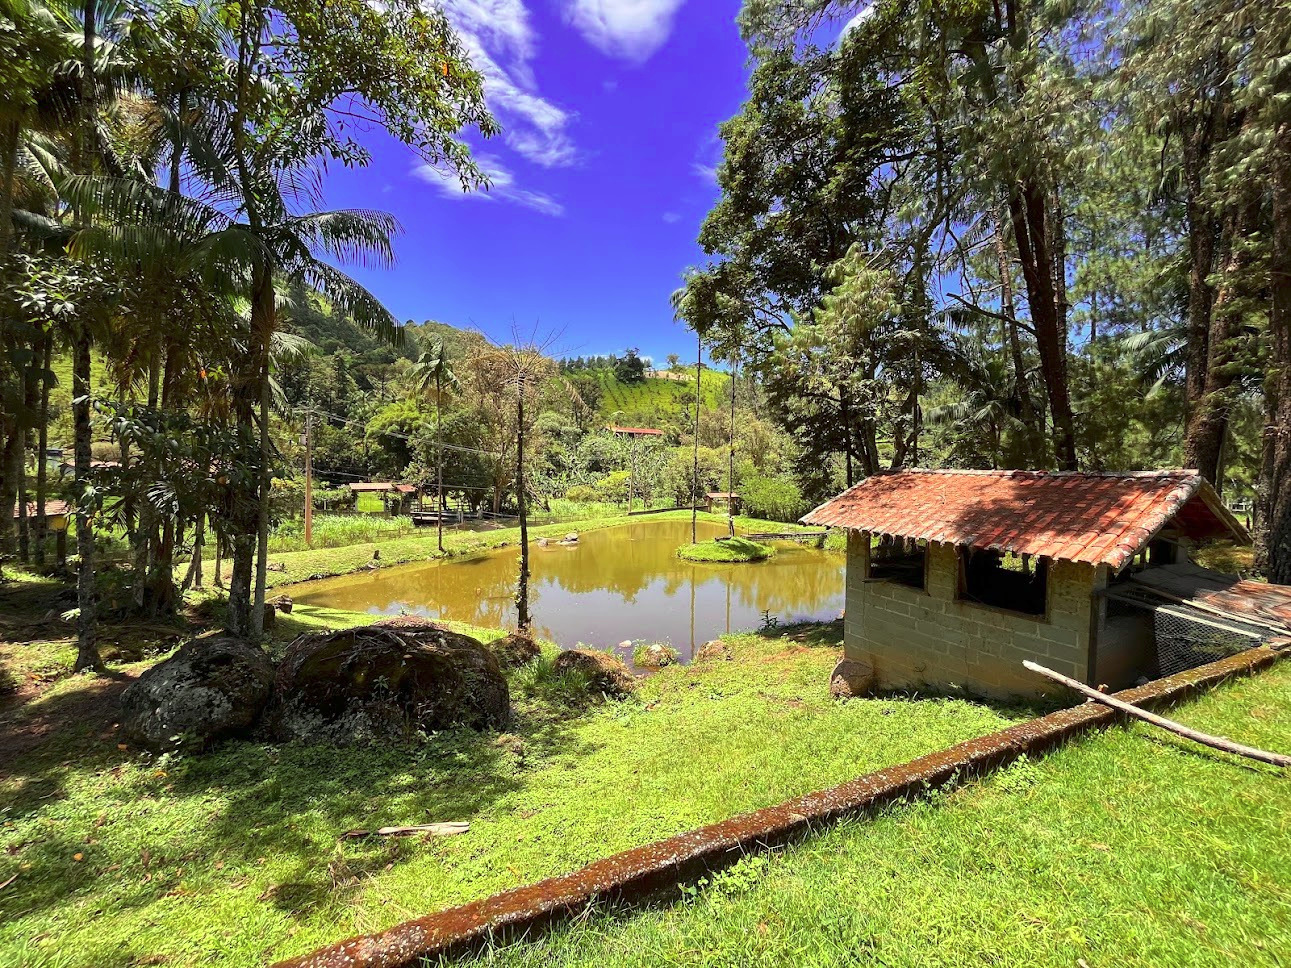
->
[[1107, 586, 1269, 676]]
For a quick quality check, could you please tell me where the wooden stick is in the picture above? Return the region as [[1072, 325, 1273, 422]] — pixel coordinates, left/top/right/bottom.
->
[[341, 822, 469, 841], [1023, 660, 1291, 768]]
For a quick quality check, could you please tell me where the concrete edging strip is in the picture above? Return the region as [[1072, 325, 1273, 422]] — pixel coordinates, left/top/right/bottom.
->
[[272, 644, 1285, 968]]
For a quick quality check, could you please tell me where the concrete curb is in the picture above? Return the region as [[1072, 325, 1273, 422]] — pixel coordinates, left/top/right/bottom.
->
[[272, 644, 1285, 968]]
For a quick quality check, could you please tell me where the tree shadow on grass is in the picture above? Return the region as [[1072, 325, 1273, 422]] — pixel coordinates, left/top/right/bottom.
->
[[754, 618, 845, 649], [0, 675, 609, 956]]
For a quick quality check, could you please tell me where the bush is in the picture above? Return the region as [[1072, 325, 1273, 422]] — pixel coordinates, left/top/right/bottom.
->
[[740, 475, 809, 523], [563, 484, 598, 503]]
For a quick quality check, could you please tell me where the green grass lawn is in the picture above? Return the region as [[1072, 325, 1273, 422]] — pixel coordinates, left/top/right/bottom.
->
[[0, 621, 1024, 968], [453, 661, 1291, 968]]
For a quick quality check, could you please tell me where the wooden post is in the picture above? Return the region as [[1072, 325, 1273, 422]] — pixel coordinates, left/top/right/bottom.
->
[[303, 411, 313, 549]]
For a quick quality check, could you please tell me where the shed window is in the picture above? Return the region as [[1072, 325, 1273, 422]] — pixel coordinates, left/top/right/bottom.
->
[[870, 537, 927, 590], [959, 549, 1048, 616]]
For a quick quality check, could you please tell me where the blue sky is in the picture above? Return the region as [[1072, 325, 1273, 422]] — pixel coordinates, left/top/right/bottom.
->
[[321, 0, 753, 364]]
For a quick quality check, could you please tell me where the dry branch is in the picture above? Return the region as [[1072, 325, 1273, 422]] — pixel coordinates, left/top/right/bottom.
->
[[341, 822, 469, 840], [1023, 660, 1291, 768]]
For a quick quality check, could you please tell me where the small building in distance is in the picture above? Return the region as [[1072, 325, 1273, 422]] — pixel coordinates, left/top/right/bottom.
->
[[705, 492, 742, 515], [9, 499, 71, 563], [607, 425, 664, 438], [347, 482, 418, 514], [803, 468, 1286, 699]]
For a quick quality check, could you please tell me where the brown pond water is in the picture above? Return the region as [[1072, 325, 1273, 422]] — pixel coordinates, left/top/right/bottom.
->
[[292, 519, 845, 664]]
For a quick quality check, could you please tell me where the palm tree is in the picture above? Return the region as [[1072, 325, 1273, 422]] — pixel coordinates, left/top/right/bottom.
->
[[411, 339, 457, 552]]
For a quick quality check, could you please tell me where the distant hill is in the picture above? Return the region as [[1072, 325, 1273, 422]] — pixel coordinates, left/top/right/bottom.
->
[[586, 366, 730, 423]]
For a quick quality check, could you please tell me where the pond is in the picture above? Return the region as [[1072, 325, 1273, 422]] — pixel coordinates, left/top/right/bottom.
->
[[292, 519, 845, 664]]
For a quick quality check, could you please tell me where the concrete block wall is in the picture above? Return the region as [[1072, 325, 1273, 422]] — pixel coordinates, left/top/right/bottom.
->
[[844, 532, 1098, 699]]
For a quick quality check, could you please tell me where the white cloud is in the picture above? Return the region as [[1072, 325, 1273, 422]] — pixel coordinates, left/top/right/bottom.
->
[[440, 1, 578, 167], [661, 211, 681, 223], [691, 162, 717, 184], [840, 3, 875, 39], [563, 0, 687, 63], [413, 153, 565, 216]]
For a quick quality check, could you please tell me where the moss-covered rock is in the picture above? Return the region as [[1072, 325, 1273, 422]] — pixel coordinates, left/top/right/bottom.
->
[[119, 636, 274, 751], [268, 619, 509, 743]]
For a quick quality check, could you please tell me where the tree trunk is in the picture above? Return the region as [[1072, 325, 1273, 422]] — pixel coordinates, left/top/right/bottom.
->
[[514, 375, 530, 631], [727, 354, 736, 537], [692, 332, 701, 543], [996, 212, 1042, 465], [33, 331, 50, 567], [1008, 183, 1077, 470], [435, 375, 444, 553], [71, 0, 101, 672], [0, 119, 19, 253], [1260, 115, 1291, 584], [252, 274, 273, 636], [72, 328, 101, 671], [1184, 199, 1257, 485], [1182, 113, 1222, 407], [182, 510, 204, 591]]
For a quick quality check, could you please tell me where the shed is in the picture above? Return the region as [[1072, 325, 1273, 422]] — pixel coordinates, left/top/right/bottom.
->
[[802, 468, 1276, 698], [705, 492, 742, 514], [348, 482, 418, 514]]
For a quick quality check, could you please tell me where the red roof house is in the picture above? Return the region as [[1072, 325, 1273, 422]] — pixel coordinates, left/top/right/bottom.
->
[[804, 469, 1260, 698], [607, 425, 664, 437]]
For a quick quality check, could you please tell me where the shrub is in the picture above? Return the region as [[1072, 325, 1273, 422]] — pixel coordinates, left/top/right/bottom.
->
[[740, 475, 809, 522], [563, 484, 598, 503]]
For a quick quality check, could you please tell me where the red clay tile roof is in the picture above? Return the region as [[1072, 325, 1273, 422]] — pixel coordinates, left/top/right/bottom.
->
[[607, 425, 664, 436], [11, 500, 69, 519], [802, 469, 1248, 569]]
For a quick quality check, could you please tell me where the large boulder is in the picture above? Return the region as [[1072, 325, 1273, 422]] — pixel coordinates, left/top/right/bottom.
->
[[829, 657, 877, 699], [268, 620, 510, 743], [489, 632, 541, 669], [553, 648, 636, 698], [120, 636, 274, 751]]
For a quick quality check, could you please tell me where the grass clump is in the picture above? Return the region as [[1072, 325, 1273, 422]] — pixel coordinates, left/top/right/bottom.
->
[[677, 536, 774, 563], [632, 643, 679, 668]]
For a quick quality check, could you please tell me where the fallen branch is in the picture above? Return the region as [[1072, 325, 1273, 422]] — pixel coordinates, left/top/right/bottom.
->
[[341, 822, 469, 841], [1023, 660, 1291, 768]]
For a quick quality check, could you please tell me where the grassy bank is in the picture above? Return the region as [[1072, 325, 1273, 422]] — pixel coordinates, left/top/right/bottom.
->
[[454, 660, 1291, 968], [0, 620, 1024, 968]]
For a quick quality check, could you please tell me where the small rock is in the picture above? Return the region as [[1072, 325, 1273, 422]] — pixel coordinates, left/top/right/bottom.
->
[[619, 639, 632, 649], [266, 562, 287, 573], [829, 657, 877, 699], [695, 640, 733, 663], [553, 649, 636, 698], [490, 632, 541, 669], [268, 594, 294, 614], [564, 533, 578, 542]]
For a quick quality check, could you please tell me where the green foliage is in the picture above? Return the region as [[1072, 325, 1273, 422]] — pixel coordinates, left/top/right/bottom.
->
[[738, 475, 808, 523]]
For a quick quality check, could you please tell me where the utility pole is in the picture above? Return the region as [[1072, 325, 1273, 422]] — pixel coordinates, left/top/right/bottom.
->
[[304, 410, 314, 549]]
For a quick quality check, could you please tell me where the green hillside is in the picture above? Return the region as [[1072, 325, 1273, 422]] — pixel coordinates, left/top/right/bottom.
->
[[592, 366, 729, 422]]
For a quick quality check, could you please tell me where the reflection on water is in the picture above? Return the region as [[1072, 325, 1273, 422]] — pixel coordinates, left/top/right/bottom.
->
[[293, 519, 845, 662]]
